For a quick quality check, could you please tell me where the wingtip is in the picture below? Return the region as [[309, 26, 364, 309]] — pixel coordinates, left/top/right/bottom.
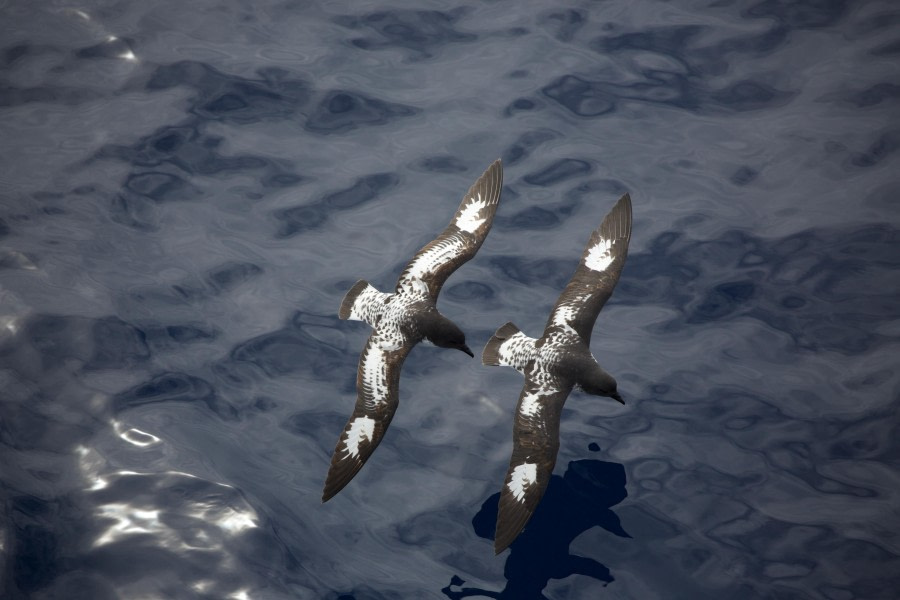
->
[[493, 534, 513, 554], [492, 491, 536, 556], [321, 474, 342, 503], [322, 464, 357, 502], [321, 443, 362, 503], [618, 192, 632, 218], [480, 158, 503, 191], [492, 523, 519, 555], [452, 159, 504, 236], [617, 192, 632, 220], [615, 191, 632, 212], [592, 191, 633, 246]]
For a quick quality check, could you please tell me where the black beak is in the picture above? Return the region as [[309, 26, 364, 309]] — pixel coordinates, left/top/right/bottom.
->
[[461, 345, 474, 358], [611, 391, 624, 405]]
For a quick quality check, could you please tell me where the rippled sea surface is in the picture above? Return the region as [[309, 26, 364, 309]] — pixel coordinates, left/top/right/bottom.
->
[[2, 1, 899, 598]]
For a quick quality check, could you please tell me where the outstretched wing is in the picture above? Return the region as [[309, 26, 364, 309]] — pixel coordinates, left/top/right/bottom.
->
[[396, 159, 503, 299], [322, 333, 412, 501], [545, 193, 632, 343], [494, 375, 573, 553]]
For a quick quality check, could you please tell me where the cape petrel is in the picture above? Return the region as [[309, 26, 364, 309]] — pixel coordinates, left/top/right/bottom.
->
[[322, 159, 503, 502], [482, 193, 632, 553]]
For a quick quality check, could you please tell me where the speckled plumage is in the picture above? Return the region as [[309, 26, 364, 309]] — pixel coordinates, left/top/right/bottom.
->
[[322, 159, 503, 502], [483, 193, 632, 553]]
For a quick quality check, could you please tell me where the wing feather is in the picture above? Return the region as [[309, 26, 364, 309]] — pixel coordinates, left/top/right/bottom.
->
[[396, 159, 503, 299], [322, 333, 411, 501], [545, 193, 632, 343], [494, 375, 572, 553]]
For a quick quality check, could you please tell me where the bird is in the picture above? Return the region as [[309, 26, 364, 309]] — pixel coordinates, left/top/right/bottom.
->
[[322, 159, 504, 502], [481, 193, 632, 553]]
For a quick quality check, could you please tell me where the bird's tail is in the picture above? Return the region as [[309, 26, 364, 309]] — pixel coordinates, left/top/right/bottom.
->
[[340, 280, 389, 325], [339, 280, 370, 320], [482, 322, 522, 366]]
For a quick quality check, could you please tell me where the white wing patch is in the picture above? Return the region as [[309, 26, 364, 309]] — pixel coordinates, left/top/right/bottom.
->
[[404, 233, 464, 281], [344, 416, 375, 459], [519, 393, 540, 417], [551, 293, 593, 334], [361, 344, 390, 408], [398, 277, 429, 298], [456, 193, 488, 233], [508, 462, 538, 503], [519, 387, 554, 417], [585, 237, 614, 272], [551, 303, 576, 328]]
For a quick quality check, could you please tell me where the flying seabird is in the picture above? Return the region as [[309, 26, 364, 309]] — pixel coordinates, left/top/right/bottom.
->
[[482, 193, 632, 553], [322, 159, 504, 502]]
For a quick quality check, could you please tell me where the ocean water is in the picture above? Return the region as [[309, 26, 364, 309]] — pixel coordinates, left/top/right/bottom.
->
[[1, 1, 899, 598]]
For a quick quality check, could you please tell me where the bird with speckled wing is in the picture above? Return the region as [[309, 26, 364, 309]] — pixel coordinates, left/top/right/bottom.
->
[[482, 193, 632, 553], [322, 160, 503, 502]]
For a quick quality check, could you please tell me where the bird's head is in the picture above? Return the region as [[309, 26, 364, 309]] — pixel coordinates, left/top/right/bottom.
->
[[579, 364, 624, 404], [422, 314, 474, 357]]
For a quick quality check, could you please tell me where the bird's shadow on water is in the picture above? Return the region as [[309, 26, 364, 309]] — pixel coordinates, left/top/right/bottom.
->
[[443, 456, 629, 600]]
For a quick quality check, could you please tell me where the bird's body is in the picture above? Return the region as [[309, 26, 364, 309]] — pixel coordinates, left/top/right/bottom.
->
[[322, 159, 503, 502], [483, 193, 632, 553]]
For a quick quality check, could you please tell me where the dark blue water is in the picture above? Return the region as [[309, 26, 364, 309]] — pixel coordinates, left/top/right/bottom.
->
[[2, 1, 899, 598]]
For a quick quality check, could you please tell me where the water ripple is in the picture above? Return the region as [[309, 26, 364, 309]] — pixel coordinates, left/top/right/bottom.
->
[[2, 1, 899, 598]]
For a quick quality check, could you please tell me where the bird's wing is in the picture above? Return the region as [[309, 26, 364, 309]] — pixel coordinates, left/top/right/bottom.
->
[[494, 374, 573, 553], [396, 159, 502, 299], [322, 332, 412, 501], [545, 193, 632, 343]]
